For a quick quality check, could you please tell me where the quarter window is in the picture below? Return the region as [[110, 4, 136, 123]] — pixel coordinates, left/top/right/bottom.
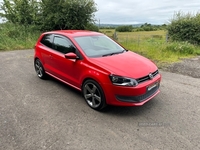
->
[[40, 34, 53, 48]]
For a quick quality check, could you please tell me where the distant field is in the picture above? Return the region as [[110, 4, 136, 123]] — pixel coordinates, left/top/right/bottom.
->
[[100, 29, 166, 40], [100, 29, 167, 47], [100, 29, 199, 67], [100, 29, 166, 35]]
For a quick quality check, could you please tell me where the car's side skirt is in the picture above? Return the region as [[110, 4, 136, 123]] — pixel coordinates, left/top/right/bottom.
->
[[46, 71, 82, 91]]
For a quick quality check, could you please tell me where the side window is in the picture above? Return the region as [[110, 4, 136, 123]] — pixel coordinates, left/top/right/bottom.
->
[[40, 34, 53, 48], [53, 36, 76, 54]]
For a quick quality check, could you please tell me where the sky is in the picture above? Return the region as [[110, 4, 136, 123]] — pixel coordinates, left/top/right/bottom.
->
[[94, 0, 200, 24], [0, 0, 200, 25]]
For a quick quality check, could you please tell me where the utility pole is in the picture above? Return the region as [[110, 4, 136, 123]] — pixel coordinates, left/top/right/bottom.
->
[[98, 19, 100, 29]]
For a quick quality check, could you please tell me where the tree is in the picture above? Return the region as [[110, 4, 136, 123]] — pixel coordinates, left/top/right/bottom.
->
[[0, 0, 39, 25], [0, 0, 97, 31], [116, 25, 132, 32], [167, 12, 200, 44], [140, 23, 155, 31]]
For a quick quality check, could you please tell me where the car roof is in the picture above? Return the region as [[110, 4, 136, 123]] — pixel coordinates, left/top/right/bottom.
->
[[44, 30, 103, 37]]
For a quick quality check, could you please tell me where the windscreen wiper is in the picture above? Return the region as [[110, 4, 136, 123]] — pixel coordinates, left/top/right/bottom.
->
[[102, 50, 126, 57]]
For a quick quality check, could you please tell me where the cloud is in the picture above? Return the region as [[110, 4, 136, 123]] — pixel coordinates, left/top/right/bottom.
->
[[0, 0, 199, 24], [94, 0, 200, 24]]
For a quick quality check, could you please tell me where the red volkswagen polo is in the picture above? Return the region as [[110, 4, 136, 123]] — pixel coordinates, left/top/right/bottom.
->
[[34, 30, 161, 110]]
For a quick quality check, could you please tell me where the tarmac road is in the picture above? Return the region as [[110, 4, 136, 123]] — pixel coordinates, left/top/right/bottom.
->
[[0, 50, 200, 150]]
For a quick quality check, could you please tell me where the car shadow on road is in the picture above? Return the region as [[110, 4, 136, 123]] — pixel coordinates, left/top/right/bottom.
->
[[46, 75, 83, 96], [45, 75, 160, 116], [101, 98, 158, 116]]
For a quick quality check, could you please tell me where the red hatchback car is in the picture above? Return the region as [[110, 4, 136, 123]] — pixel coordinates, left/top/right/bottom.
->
[[34, 30, 161, 110]]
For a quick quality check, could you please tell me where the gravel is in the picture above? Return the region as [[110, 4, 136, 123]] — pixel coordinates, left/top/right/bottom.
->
[[162, 56, 200, 78]]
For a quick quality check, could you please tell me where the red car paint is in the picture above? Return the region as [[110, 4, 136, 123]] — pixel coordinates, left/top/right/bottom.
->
[[34, 30, 161, 109]]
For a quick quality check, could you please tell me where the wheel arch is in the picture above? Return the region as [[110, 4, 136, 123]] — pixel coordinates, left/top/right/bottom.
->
[[81, 77, 93, 89], [34, 56, 46, 70], [80, 73, 110, 91], [34, 57, 39, 62], [81, 77, 107, 110]]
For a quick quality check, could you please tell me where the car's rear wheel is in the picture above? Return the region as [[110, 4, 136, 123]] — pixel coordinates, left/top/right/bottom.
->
[[34, 59, 47, 79], [82, 79, 107, 111]]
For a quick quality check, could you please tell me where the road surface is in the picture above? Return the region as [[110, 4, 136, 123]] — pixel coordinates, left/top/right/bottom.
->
[[0, 50, 199, 150]]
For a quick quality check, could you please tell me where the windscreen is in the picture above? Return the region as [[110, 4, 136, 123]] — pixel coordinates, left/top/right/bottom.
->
[[74, 35, 125, 57]]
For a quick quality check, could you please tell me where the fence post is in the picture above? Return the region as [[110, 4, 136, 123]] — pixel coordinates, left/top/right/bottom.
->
[[112, 30, 118, 41], [166, 33, 169, 43]]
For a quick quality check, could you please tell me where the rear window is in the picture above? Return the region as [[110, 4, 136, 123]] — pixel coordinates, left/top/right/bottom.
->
[[40, 34, 53, 48]]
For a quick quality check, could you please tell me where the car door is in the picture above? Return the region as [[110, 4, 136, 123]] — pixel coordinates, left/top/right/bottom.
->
[[39, 34, 55, 73], [50, 35, 83, 88]]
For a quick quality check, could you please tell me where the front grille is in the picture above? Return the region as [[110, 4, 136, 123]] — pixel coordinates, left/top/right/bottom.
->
[[137, 70, 159, 84], [116, 84, 159, 103]]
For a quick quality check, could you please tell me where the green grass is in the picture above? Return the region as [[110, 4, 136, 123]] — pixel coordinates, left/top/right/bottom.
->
[[0, 25, 200, 68], [0, 23, 40, 51], [121, 40, 196, 67], [100, 29, 200, 67]]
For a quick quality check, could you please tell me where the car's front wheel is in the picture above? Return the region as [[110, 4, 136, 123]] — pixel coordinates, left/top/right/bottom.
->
[[82, 79, 107, 111], [34, 59, 47, 79]]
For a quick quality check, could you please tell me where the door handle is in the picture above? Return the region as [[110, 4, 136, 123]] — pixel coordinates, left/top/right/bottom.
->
[[49, 55, 53, 59]]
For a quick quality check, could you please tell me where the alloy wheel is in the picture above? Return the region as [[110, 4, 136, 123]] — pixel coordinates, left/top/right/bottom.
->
[[34, 59, 46, 79], [83, 82, 102, 108]]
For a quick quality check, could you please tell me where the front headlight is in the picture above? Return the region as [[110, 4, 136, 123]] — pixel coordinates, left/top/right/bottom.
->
[[109, 75, 138, 87]]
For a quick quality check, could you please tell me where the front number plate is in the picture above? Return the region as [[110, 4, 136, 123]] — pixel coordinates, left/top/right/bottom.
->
[[147, 82, 158, 91]]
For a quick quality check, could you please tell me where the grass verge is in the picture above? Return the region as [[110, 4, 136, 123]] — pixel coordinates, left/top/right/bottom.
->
[[100, 29, 200, 67], [0, 23, 40, 51], [121, 39, 200, 68], [0, 25, 199, 68]]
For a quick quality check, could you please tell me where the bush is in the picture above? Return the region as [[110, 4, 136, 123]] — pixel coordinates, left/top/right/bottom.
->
[[0, 23, 40, 50], [116, 25, 132, 32], [136, 28, 144, 32], [165, 41, 195, 54], [167, 12, 200, 45]]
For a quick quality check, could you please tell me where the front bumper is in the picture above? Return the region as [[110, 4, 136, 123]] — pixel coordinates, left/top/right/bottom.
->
[[116, 82, 159, 103], [102, 74, 161, 106]]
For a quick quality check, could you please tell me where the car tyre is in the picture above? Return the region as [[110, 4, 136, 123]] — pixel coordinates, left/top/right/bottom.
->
[[82, 79, 107, 111], [34, 59, 47, 79]]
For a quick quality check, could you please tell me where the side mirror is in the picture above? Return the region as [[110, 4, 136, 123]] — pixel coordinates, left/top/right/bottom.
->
[[65, 52, 78, 59]]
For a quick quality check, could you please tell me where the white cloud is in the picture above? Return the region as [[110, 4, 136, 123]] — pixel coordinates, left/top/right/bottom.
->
[[94, 0, 200, 24], [0, 0, 200, 24]]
